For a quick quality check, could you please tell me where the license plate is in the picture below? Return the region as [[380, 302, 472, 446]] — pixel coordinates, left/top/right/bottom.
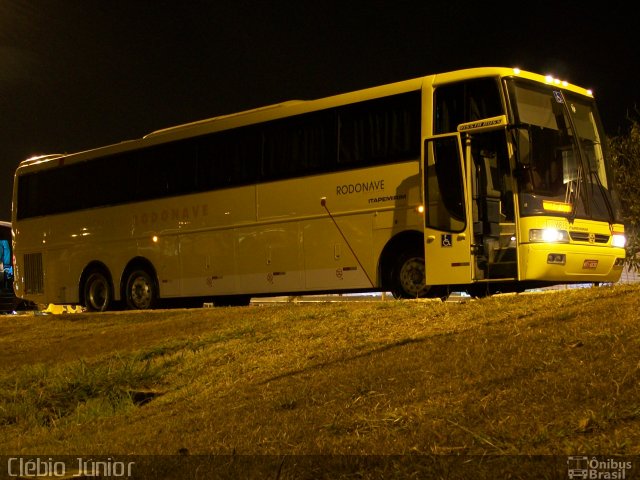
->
[[583, 259, 598, 270]]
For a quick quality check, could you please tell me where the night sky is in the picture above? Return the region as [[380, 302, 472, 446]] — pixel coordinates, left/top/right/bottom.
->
[[1, 1, 638, 220]]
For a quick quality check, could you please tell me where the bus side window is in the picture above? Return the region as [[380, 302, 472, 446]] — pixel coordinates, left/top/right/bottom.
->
[[471, 131, 515, 227], [425, 136, 466, 232], [434, 78, 503, 134]]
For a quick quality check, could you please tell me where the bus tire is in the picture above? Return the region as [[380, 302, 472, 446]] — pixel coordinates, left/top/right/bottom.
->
[[84, 270, 112, 312], [390, 250, 431, 299], [125, 269, 157, 310]]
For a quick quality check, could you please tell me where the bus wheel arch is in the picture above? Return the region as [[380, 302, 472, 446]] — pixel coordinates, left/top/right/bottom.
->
[[121, 258, 159, 310], [379, 231, 437, 299], [80, 262, 114, 312]]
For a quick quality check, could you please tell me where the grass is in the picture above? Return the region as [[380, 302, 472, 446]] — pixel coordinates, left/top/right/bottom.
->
[[0, 284, 639, 476], [0, 356, 163, 428]]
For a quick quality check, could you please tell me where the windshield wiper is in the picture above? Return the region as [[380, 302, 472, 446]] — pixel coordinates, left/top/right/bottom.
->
[[554, 90, 590, 222], [566, 165, 582, 222]]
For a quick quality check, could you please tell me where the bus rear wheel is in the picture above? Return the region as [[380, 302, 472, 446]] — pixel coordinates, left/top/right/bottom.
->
[[125, 269, 157, 310], [84, 270, 112, 312], [390, 250, 431, 299]]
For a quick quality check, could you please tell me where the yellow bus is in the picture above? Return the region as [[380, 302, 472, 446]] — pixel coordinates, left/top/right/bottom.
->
[[11, 67, 626, 310]]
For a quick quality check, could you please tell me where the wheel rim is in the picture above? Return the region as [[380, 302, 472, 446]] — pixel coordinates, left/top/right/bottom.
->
[[129, 274, 153, 309], [398, 256, 429, 298], [87, 274, 109, 311]]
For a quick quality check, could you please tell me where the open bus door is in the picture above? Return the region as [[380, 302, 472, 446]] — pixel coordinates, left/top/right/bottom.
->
[[423, 134, 473, 289], [423, 118, 519, 295]]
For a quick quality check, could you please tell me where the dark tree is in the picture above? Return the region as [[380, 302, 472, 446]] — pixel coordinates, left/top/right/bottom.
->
[[608, 113, 640, 272]]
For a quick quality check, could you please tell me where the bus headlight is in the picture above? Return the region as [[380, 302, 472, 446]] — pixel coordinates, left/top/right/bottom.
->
[[529, 228, 569, 243], [612, 234, 626, 248]]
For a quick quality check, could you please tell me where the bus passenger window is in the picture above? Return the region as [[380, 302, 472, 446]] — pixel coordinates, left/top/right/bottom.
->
[[434, 78, 503, 134], [425, 136, 466, 232]]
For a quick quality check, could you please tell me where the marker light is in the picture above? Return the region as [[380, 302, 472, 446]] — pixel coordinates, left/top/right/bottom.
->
[[543, 200, 572, 213], [612, 233, 626, 248], [416, 205, 425, 214], [545, 75, 570, 87], [529, 228, 569, 243], [152, 235, 159, 243]]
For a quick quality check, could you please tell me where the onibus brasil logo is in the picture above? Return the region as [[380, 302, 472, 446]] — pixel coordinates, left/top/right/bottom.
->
[[567, 456, 632, 479]]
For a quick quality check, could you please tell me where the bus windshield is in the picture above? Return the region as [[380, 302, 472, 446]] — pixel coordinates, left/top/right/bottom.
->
[[508, 79, 622, 223]]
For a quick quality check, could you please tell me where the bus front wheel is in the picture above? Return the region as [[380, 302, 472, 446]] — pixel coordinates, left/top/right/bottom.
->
[[84, 270, 112, 312], [125, 269, 157, 310], [390, 250, 431, 299]]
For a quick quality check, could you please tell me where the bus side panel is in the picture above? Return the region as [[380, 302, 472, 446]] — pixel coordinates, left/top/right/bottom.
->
[[302, 217, 374, 290], [12, 219, 69, 304], [179, 230, 237, 296], [13, 208, 136, 305], [256, 163, 421, 293], [176, 186, 256, 297], [237, 179, 311, 294], [236, 223, 304, 293]]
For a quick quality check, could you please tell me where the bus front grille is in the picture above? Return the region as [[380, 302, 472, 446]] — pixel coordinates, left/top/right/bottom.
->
[[569, 232, 610, 244], [24, 253, 44, 294]]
